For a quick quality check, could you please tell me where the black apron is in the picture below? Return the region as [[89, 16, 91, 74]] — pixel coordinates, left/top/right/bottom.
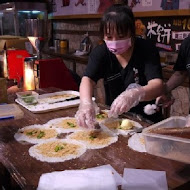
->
[[104, 49, 139, 105], [103, 50, 163, 123]]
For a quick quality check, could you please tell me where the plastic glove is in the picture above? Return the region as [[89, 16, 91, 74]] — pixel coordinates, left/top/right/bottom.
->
[[109, 83, 145, 118], [75, 99, 100, 129]]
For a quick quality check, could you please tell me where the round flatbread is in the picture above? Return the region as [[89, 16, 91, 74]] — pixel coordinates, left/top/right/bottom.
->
[[101, 118, 143, 136], [67, 129, 118, 149], [39, 93, 77, 104], [47, 117, 80, 133], [29, 139, 86, 162], [95, 110, 109, 123], [14, 124, 60, 144], [128, 133, 146, 153]]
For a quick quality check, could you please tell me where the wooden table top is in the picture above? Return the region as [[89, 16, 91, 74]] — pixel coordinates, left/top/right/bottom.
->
[[0, 88, 190, 190]]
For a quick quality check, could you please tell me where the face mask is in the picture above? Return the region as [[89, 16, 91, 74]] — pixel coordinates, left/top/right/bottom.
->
[[104, 38, 132, 55]]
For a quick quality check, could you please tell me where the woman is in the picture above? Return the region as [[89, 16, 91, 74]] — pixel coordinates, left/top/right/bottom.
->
[[76, 4, 164, 129]]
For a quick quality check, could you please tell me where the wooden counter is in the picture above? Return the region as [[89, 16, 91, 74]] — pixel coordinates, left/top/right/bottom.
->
[[0, 88, 190, 189]]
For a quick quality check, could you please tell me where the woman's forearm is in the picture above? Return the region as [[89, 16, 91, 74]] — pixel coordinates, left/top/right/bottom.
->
[[79, 76, 95, 102], [142, 79, 164, 101]]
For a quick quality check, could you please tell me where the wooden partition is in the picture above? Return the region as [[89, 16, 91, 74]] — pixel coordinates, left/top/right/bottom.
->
[[50, 9, 190, 19]]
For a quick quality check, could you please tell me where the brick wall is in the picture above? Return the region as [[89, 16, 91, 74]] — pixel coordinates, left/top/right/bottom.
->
[[53, 19, 100, 51]]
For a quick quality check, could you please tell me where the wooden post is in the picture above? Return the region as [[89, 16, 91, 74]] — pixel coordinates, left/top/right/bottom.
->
[[0, 78, 7, 103]]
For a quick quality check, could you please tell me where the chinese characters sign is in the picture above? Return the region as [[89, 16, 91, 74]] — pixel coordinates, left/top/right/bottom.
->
[[139, 16, 190, 51]]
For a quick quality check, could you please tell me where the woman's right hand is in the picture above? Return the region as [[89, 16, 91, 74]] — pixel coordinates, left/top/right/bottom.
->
[[109, 83, 145, 118], [75, 100, 99, 129]]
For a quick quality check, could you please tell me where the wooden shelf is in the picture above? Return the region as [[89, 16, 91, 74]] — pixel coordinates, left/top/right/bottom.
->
[[49, 9, 190, 20], [49, 14, 102, 20], [134, 9, 190, 17]]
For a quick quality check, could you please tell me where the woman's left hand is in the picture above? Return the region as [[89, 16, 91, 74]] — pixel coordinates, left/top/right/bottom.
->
[[109, 83, 145, 118]]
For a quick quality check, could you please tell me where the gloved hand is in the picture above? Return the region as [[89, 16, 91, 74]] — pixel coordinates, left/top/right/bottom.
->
[[109, 83, 145, 118], [75, 99, 100, 129]]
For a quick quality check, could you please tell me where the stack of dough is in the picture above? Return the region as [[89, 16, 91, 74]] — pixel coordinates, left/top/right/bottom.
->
[[148, 127, 190, 139]]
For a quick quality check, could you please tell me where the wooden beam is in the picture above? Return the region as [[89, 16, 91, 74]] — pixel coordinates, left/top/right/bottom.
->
[[49, 10, 190, 20], [50, 14, 102, 20], [54, 30, 100, 36], [134, 9, 190, 17]]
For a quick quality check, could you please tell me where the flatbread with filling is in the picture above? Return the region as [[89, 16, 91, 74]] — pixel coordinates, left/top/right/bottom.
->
[[29, 139, 86, 162], [101, 118, 142, 136], [67, 129, 118, 149], [14, 124, 60, 144], [96, 110, 109, 123], [39, 93, 77, 104], [47, 117, 80, 133], [128, 133, 146, 153]]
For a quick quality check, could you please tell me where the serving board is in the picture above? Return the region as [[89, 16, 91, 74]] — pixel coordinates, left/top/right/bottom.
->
[[15, 91, 81, 113]]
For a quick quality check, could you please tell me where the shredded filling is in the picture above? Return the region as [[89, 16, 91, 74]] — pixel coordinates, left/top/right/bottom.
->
[[70, 131, 113, 145], [96, 113, 108, 121], [139, 137, 145, 145], [23, 129, 57, 139], [56, 119, 79, 129], [104, 120, 121, 130], [48, 94, 76, 100], [36, 141, 80, 157]]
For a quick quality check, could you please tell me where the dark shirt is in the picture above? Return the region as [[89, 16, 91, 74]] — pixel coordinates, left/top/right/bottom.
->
[[174, 36, 190, 73], [84, 38, 163, 122], [173, 36, 190, 113]]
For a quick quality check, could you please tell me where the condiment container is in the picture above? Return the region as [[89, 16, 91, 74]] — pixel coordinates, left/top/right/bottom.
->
[[60, 39, 68, 49], [0, 103, 24, 120], [143, 116, 190, 164], [54, 39, 60, 49], [16, 91, 39, 105]]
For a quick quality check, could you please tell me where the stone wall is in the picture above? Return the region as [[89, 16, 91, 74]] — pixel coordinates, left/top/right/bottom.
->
[[52, 19, 101, 78]]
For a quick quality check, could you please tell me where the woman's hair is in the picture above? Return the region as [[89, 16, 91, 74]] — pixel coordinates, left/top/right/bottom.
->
[[100, 4, 135, 40]]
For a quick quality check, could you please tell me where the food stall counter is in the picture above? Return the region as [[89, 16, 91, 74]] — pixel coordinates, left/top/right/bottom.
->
[[0, 88, 190, 189]]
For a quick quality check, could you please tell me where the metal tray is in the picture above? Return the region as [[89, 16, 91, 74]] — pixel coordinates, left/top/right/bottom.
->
[[15, 90, 81, 113]]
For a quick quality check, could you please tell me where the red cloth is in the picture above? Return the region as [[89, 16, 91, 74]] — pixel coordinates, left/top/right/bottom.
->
[[38, 58, 79, 91]]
